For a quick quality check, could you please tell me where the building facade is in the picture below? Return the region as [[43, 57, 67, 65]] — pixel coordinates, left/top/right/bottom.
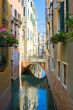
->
[[53, 0, 73, 98], [23, 0, 38, 59], [9, 0, 25, 80], [46, 0, 73, 109], [38, 33, 43, 57], [0, 0, 11, 109]]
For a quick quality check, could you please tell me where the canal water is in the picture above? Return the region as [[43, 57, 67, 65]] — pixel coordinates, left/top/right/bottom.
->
[[11, 64, 56, 110]]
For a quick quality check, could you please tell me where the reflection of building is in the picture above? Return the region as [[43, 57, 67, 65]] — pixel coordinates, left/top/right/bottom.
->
[[0, 1, 11, 109], [19, 81, 38, 110], [23, 0, 38, 59], [30, 64, 45, 78], [25, 87, 38, 110], [46, 0, 73, 108]]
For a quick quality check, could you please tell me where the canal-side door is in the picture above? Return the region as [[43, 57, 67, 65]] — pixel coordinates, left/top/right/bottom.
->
[[12, 47, 19, 80]]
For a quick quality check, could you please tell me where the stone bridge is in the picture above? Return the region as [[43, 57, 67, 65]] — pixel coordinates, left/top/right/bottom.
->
[[21, 58, 48, 74]]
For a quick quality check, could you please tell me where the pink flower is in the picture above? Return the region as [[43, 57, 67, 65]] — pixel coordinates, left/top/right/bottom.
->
[[2, 28, 6, 32], [0, 27, 6, 32]]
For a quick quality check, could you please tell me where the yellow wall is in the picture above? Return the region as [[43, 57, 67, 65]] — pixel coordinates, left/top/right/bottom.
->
[[0, 1, 12, 109], [0, 48, 11, 95], [0, 48, 11, 109], [0, 0, 11, 30], [7, 0, 11, 31], [0, 0, 11, 91], [0, 0, 2, 26]]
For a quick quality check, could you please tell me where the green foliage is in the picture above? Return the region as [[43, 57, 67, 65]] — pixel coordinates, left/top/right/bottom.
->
[[51, 32, 73, 44], [0, 32, 18, 47], [51, 17, 73, 44], [67, 32, 73, 42], [66, 16, 73, 29], [51, 34, 59, 44]]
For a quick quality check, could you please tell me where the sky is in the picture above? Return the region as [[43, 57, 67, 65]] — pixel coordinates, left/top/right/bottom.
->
[[34, 0, 46, 36]]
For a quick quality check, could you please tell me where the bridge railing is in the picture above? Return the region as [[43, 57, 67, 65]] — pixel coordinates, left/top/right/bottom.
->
[[27, 55, 47, 63], [28, 55, 46, 60]]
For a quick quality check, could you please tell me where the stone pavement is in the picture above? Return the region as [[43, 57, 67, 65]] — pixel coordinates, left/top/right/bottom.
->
[[47, 72, 73, 110]]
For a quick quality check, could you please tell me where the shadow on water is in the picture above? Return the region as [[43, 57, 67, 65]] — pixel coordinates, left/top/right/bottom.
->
[[11, 64, 56, 110], [11, 78, 20, 110]]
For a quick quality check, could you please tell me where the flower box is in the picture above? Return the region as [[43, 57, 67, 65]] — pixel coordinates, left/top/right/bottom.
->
[[0, 30, 18, 47]]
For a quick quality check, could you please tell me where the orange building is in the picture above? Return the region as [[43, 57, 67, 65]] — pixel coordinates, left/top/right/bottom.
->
[[0, 0, 12, 109]]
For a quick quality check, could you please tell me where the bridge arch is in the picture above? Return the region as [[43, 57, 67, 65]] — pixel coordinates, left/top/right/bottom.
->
[[21, 60, 47, 74]]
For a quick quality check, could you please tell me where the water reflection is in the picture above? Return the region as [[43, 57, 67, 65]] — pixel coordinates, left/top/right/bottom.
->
[[19, 87, 38, 110], [12, 64, 55, 110], [30, 64, 46, 78]]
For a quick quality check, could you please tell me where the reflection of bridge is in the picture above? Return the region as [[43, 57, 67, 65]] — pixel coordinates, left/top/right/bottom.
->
[[21, 57, 48, 73]]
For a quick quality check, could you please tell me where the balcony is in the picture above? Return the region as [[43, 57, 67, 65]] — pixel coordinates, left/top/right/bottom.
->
[[11, 17, 22, 27]]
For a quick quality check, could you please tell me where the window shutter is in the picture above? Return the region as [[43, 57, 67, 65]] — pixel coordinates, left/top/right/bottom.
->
[[60, 2, 64, 32]]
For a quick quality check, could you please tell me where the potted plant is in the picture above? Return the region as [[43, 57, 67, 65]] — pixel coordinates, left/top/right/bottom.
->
[[0, 31, 18, 47], [66, 16, 73, 30], [51, 16, 73, 44], [51, 31, 73, 44], [51, 32, 68, 44]]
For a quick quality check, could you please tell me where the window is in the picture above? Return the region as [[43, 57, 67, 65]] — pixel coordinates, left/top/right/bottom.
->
[[24, 7, 25, 16], [30, 13, 33, 22], [18, 13, 21, 20], [30, 31, 32, 40], [14, 9, 17, 18], [62, 63, 67, 87], [21, 0, 24, 6], [60, 2, 64, 31], [28, 9, 29, 19], [57, 61, 61, 79], [31, 2, 32, 7], [11, 5, 13, 17], [58, 10, 60, 32], [0, 47, 8, 71], [28, 28, 29, 39]]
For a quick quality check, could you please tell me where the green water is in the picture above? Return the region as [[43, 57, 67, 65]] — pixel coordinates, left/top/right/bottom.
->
[[11, 64, 56, 110]]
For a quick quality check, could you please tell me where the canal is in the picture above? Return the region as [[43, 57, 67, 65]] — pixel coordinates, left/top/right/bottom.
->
[[11, 64, 56, 110]]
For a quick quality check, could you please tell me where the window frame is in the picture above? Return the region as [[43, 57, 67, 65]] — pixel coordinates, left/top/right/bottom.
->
[[57, 60, 61, 81], [62, 62, 67, 89]]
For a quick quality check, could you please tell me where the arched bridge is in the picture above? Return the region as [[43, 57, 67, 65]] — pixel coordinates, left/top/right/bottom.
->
[[21, 57, 48, 74]]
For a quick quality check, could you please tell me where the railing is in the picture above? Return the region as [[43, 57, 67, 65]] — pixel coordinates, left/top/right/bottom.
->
[[27, 55, 47, 63], [28, 55, 46, 59], [11, 17, 22, 27]]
